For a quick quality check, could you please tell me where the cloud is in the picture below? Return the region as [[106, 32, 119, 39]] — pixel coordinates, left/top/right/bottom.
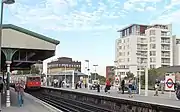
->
[[6, 0, 126, 31], [146, 6, 156, 11], [123, 0, 161, 11], [165, 0, 180, 9], [150, 0, 180, 24], [151, 9, 180, 24]]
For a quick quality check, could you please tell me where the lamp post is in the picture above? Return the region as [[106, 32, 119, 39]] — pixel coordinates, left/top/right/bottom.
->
[[93, 65, 98, 80], [113, 61, 118, 89], [0, 0, 15, 108], [85, 60, 90, 89], [64, 64, 67, 87], [0, 0, 15, 74]]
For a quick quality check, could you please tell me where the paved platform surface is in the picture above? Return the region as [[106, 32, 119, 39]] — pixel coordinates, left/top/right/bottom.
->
[[2, 88, 61, 112], [44, 86, 180, 108]]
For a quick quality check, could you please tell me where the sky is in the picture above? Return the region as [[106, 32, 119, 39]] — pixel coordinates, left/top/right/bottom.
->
[[3, 0, 180, 76]]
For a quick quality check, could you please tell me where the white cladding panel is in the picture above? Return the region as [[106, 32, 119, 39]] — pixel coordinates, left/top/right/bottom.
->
[[2, 29, 56, 50]]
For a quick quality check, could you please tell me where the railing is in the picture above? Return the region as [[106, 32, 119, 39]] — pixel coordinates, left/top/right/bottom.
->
[[161, 48, 170, 50], [137, 48, 148, 50], [161, 41, 170, 43], [162, 54, 170, 57]]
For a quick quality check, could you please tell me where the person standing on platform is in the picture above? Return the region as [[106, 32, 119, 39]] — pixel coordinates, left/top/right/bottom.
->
[[78, 81, 82, 88], [154, 79, 160, 96], [105, 79, 111, 94], [59, 80, 62, 88], [75, 81, 79, 89], [128, 79, 133, 98], [160, 80, 165, 94], [84, 79, 87, 88], [121, 79, 125, 94], [97, 82, 100, 92], [0, 77, 4, 111], [176, 82, 180, 100]]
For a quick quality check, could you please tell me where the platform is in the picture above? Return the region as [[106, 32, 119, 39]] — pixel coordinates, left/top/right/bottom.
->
[[43, 86, 180, 108], [2, 88, 61, 112]]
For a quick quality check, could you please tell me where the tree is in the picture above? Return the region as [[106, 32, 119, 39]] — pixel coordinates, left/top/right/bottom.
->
[[141, 68, 165, 86], [30, 65, 40, 74], [90, 73, 106, 84], [124, 72, 134, 80]]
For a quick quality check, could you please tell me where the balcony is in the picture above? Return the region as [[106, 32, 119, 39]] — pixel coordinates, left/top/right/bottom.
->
[[161, 54, 170, 57], [161, 47, 170, 51], [137, 40, 148, 44], [137, 47, 148, 51], [161, 62, 170, 65], [161, 33, 171, 37], [161, 41, 170, 44]]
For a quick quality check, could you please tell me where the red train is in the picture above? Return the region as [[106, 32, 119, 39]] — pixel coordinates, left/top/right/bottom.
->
[[11, 74, 41, 90], [26, 76, 41, 89]]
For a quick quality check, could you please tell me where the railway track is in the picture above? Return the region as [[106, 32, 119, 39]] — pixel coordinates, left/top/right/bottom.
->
[[28, 91, 114, 112]]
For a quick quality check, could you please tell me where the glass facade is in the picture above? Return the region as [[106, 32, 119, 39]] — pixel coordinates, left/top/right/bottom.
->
[[119, 25, 148, 37]]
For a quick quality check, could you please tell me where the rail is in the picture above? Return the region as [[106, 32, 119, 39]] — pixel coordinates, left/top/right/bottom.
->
[[29, 87, 180, 112], [28, 90, 113, 112]]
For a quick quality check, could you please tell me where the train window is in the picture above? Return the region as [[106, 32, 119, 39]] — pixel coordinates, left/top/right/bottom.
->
[[34, 77, 40, 81], [27, 77, 33, 81]]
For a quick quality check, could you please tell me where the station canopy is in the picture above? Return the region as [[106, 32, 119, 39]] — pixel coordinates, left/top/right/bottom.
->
[[1, 24, 60, 71]]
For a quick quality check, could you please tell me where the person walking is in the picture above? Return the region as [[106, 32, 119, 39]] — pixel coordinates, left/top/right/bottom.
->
[[128, 79, 133, 98], [15, 80, 25, 107], [121, 79, 125, 94]]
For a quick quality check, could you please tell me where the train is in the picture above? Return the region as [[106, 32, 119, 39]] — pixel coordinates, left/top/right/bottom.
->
[[10, 74, 41, 90]]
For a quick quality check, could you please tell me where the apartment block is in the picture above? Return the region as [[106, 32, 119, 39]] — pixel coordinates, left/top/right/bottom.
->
[[173, 36, 180, 65], [115, 24, 175, 77]]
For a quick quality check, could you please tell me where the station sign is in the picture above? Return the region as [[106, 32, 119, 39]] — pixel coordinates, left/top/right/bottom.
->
[[165, 75, 175, 91]]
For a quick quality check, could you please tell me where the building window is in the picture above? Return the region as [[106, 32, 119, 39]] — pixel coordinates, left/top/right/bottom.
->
[[119, 59, 125, 62], [150, 51, 156, 56], [127, 38, 129, 42], [127, 52, 129, 55], [119, 52, 122, 56], [150, 65, 156, 68], [150, 58, 156, 63], [127, 58, 130, 62], [150, 44, 156, 49], [150, 30, 155, 35], [161, 31, 169, 36], [150, 37, 155, 42]]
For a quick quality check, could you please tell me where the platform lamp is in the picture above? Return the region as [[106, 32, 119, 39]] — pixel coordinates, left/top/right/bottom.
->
[[93, 64, 98, 80], [0, 0, 15, 108], [85, 60, 90, 89]]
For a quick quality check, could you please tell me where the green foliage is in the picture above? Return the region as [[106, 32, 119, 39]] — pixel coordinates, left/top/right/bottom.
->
[[124, 72, 134, 80], [141, 68, 165, 86], [90, 73, 106, 85]]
